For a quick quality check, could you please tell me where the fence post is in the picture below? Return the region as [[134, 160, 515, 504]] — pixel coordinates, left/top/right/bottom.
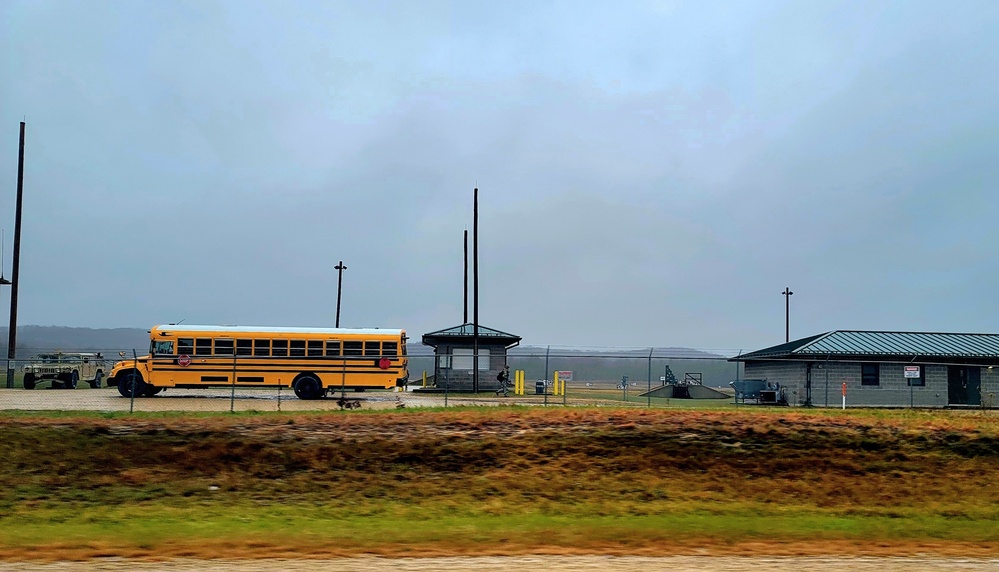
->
[[647, 347, 653, 408], [129, 349, 137, 414], [544, 346, 550, 406], [230, 352, 237, 413]]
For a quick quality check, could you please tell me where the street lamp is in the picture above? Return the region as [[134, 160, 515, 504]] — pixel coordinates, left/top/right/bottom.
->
[[782, 287, 793, 343], [334, 261, 347, 328]]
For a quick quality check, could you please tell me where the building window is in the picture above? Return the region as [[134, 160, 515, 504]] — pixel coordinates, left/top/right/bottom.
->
[[451, 348, 488, 371], [861, 363, 880, 386]]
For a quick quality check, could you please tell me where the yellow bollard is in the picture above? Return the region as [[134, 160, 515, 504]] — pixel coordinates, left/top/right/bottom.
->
[[422, 371, 427, 388], [553, 371, 560, 396]]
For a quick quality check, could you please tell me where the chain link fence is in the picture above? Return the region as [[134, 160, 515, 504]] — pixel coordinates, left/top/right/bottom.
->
[[0, 347, 742, 413]]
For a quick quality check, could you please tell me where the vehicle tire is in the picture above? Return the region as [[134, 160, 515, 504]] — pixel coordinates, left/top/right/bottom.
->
[[66, 371, 79, 390], [23, 373, 35, 390], [143, 385, 163, 397], [90, 371, 103, 389], [117, 371, 144, 398], [293, 375, 322, 400]]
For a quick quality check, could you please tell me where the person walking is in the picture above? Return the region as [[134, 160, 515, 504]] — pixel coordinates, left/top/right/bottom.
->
[[495, 365, 510, 397]]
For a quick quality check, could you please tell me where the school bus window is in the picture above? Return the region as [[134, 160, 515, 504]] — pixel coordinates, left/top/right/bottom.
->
[[195, 338, 212, 356], [215, 339, 234, 355], [236, 339, 252, 356], [307, 340, 323, 357], [253, 339, 270, 357], [383, 341, 398, 356], [290, 340, 306, 357], [325, 340, 341, 357], [343, 341, 363, 356], [364, 341, 381, 357], [272, 339, 289, 357], [152, 340, 175, 355], [178, 338, 194, 355]]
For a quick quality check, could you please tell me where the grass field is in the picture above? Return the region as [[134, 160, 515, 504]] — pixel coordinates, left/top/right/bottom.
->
[[1, 406, 999, 560]]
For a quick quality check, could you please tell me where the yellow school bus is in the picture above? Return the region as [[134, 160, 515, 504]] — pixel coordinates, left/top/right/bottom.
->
[[107, 325, 408, 400]]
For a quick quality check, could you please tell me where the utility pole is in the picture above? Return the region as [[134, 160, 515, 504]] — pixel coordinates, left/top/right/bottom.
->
[[335, 261, 347, 328], [472, 188, 479, 394], [6, 122, 26, 388], [463, 229, 468, 324], [782, 287, 793, 343]]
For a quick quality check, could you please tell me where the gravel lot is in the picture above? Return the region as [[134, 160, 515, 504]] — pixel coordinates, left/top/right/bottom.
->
[[0, 387, 535, 412]]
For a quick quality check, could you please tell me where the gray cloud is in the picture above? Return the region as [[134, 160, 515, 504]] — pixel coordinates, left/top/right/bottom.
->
[[1, 0, 997, 352]]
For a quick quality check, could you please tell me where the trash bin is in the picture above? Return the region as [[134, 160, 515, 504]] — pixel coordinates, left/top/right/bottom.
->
[[535, 381, 546, 395]]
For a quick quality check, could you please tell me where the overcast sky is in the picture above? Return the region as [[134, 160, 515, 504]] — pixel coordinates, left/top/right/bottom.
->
[[1, 0, 997, 353]]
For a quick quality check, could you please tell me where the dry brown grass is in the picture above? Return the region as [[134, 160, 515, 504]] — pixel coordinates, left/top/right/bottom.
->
[[2, 407, 999, 559]]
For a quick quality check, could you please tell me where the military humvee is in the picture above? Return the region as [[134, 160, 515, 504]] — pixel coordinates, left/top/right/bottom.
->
[[22, 352, 107, 389]]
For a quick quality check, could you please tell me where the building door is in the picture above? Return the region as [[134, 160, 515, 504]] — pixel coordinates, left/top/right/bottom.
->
[[948, 366, 981, 406]]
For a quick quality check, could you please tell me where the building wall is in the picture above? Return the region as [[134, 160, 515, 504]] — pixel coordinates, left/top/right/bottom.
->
[[745, 360, 999, 408], [981, 366, 999, 408], [431, 343, 509, 391]]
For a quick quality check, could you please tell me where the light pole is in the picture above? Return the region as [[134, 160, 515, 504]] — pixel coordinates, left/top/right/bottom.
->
[[334, 261, 347, 328], [6, 122, 25, 388], [1, 231, 8, 390], [782, 287, 793, 343]]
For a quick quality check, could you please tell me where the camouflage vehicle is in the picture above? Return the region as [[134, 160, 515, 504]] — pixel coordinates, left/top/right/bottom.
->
[[22, 352, 107, 389]]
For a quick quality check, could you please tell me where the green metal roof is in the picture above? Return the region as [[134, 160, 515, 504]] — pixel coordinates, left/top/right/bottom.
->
[[737, 330, 999, 361], [421, 323, 522, 347]]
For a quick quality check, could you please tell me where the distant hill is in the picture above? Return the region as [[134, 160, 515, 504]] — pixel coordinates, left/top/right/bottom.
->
[[0, 327, 741, 386], [0, 326, 149, 358]]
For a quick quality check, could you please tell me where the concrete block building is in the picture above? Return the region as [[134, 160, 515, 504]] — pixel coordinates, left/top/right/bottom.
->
[[421, 323, 521, 392], [733, 331, 999, 408]]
